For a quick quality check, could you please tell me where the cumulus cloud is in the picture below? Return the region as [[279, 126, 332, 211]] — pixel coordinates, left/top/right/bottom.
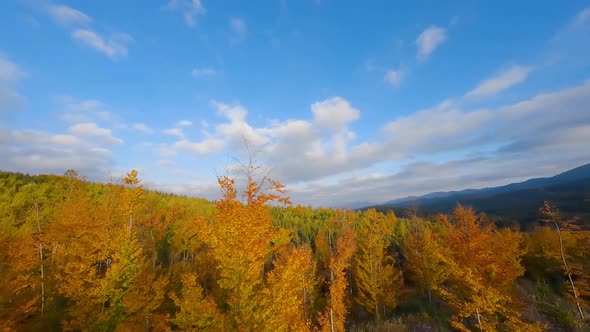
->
[[165, 0, 206, 27], [46, 3, 92, 25], [160, 74, 590, 205], [177, 120, 192, 126], [311, 97, 360, 132], [294, 78, 590, 205], [464, 66, 533, 99], [416, 26, 447, 60], [72, 29, 133, 59], [69, 122, 123, 145], [0, 126, 115, 178]]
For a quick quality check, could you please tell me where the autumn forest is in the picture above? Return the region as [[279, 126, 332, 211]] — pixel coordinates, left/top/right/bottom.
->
[[0, 167, 588, 332]]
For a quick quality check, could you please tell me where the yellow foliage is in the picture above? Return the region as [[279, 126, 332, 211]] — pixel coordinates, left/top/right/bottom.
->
[[261, 246, 315, 331]]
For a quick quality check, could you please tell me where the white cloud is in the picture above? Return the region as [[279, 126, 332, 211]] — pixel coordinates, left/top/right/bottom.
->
[[212, 101, 269, 147], [213, 100, 247, 122], [167, 75, 590, 192], [416, 26, 447, 60], [69, 122, 123, 145], [50, 134, 83, 145], [464, 66, 533, 99], [165, 0, 206, 27], [133, 123, 154, 134], [46, 4, 92, 25], [34, 69, 581, 206], [0, 126, 115, 178], [384, 69, 403, 86], [311, 97, 360, 132], [191, 67, 217, 77], [177, 120, 192, 126], [149, 180, 219, 200], [162, 127, 184, 138], [72, 29, 133, 59], [175, 138, 225, 155]]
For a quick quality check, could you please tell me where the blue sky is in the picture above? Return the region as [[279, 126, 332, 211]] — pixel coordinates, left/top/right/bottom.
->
[[1, 0, 590, 206]]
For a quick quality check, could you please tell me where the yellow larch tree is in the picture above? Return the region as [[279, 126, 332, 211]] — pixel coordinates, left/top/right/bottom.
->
[[170, 273, 224, 331], [352, 209, 401, 320], [401, 219, 448, 304], [260, 245, 316, 331], [320, 226, 357, 332]]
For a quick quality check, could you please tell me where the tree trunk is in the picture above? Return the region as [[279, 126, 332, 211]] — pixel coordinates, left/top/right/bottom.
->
[[329, 308, 335, 332], [128, 203, 134, 238], [303, 286, 307, 321], [34, 201, 45, 315], [475, 307, 483, 332], [555, 224, 585, 321]]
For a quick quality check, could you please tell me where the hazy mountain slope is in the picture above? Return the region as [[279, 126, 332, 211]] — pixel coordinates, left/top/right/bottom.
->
[[370, 163, 590, 227]]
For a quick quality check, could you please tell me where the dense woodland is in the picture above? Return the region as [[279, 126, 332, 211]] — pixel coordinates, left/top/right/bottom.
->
[[0, 169, 589, 331]]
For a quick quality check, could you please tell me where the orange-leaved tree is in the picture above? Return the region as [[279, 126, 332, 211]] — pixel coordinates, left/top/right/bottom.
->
[[195, 168, 291, 329], [437, 205, 540, 331]]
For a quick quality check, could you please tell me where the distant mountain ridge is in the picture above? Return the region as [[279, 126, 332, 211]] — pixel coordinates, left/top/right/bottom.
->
[[381, 163, 590, 207], [364, 163, 590, 227]]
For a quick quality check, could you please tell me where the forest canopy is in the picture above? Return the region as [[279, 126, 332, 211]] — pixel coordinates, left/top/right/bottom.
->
[[0, 169, 588, 331]]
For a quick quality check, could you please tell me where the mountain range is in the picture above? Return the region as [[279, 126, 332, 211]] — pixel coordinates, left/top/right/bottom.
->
[[362, 163, 590, 227]]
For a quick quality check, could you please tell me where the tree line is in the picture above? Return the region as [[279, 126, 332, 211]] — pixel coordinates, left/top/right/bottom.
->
[[0, 169, 588, 331]]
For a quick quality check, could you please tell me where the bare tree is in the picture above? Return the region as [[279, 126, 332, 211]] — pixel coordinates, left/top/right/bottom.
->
[[539, 201, 585, 321]]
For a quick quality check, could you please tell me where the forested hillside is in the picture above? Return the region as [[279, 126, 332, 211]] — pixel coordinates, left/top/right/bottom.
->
[[1, 170, 589, 331], [371, 164, 590, 229]]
